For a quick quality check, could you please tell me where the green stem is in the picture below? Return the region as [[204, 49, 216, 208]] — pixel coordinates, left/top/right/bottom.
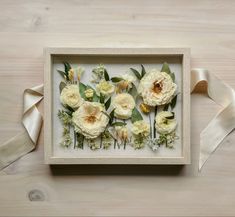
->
[[73, 130, 77, 149], [148, 113, 152, 139], [154, 106, 157, 138]]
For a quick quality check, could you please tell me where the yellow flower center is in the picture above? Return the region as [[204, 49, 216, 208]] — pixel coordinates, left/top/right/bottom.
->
[[85, 115, 97, 124], [152, 80, 163, 94]]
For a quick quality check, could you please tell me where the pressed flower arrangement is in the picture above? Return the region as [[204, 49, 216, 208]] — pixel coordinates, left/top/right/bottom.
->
[[44, 48, 190, 165], [57, 62, 179, 152]]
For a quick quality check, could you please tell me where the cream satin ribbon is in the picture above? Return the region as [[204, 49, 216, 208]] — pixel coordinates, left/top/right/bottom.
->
[[0, 84, 43, 170], [0, 70, 234, 170], [191, 69, 235, 170]]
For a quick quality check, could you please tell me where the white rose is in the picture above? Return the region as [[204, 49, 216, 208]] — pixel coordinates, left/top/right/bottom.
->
[[60, 84, 84, 109], [72, 102, 109, 139], [155, 111, 177, 134], [112, 93, 135, 119], [138, 69, 177, 106], [131, 120, 150, 137], [96, 79, 115, 96]]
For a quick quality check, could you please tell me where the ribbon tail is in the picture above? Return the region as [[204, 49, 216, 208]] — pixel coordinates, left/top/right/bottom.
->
[[0, 84, 44, 170], [191, 69, 235, 171]]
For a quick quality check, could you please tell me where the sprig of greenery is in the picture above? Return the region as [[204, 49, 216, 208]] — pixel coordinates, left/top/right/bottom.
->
[[131, 107, 143, 123], [130, 64, 147, 80]]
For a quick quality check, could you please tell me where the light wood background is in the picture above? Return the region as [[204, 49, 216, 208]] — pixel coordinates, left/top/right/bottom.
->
[[0, 0, 235, 216]]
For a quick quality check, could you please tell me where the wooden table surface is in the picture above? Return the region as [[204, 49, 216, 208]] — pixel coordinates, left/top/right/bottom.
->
[[0, 0, 235, 216]]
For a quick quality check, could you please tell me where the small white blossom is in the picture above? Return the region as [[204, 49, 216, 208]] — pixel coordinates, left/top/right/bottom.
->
[[112, 93, 135, 119]]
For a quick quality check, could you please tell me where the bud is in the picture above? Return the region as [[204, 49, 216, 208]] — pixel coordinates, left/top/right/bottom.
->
[[68, 69, 74, 81], [84, 88, 94, 99], [140, 103, 151, 114]]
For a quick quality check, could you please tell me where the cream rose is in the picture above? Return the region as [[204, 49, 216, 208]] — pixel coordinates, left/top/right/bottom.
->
[[72, 102, 109, 139], [131, 120, 150, 137], [138, 69, 177, 106], [112, 93, 135, 119], [155, 111, 177, 134], [60, 84, 84, 109], [96, 79, 115, 96]]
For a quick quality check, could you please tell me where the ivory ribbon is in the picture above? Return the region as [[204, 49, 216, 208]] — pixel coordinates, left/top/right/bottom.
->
[[0, 84, 43, 170], [191, 69, 235, 170], [0, 70, 234, 170]]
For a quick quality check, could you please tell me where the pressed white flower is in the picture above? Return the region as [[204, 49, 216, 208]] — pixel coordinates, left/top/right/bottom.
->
[[138, 69, 177, 106], [131, 120, 150, 137], [72, 102, 109, 139], [84, 88, 94, 98], [114, 126, 129, 141], [112, 93, 135, 119], [60, 84, 84, 109], [96, 79, 115, 96], [155, 111, 177, 134]]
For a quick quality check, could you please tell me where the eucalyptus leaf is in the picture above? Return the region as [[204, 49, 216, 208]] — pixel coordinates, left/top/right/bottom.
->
[[57, 70, 66, 78], [100, 93, 105, 104], [130, 68, 141, 80], [111, 122, 127, 127], [63, 62, 71, 73], [170, 72, 175, 82], [104, 69, 110, 81], [65, 105, 74, 113], [59, 81, 66, 93], [128, 84, 138, 99], [131, 107, 143, 123], [141, 64, 146, 78], [109, 109, 115, 124], [170, 95, 177, 110], [163, 103, 169, 111], [105, 97, 111, 110], [161, 62, 171, 74], [79, 82, 87, 99], [111, 77, 124, 83], [165, 112, 175, 119]]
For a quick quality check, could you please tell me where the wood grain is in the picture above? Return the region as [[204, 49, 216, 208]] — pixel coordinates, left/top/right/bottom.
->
[[0, 0, 235, 216]]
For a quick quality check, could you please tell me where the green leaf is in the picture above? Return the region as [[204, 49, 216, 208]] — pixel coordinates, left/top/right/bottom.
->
[[130, 68, 141, 80], [64, 62, 71, 73], [161, 62, 171, 74], [170, 95, 177, 110], [111, 77, 124, 83], [170, 72, 175, 82], [57, 70, 66, 78], [163, 103, 169, 111], [79, 82, 87, 99], [100, 93, 105, 104], [128, 84, 138, 99], [105, 97, 111, 110], [65, 105, 74, 113], [161, 62, 175, 82], [104, 69, 110, 81], [109, 109, 115, 124], [131, 107, 143, 123], [165, 112, 175, 120], [59, 81, 66, 93], [141, 64, 146, 78], [111, 122, 127, 127]]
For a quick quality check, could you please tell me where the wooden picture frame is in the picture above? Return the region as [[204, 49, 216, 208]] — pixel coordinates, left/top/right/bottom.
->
[[44, 48, 190, 165]]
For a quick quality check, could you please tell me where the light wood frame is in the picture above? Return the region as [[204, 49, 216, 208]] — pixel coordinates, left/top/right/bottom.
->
[[44, 48, 190, 165]]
